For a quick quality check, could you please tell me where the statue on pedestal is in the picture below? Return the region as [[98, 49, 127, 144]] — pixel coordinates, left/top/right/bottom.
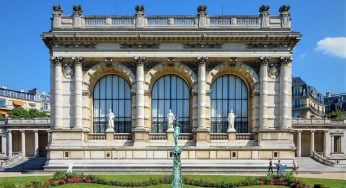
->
[[172, 120, 182, 188], [167, 109, 175, 130], [107, 109, 115, 131], [227, 109, 236, 131]]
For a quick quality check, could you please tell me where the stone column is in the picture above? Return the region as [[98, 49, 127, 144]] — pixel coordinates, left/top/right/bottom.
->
[[51, 56, 63, 129], [34, 130, 39, 157], [323, 130, 330, 157], [310, 130, 315, 156], [73, 57, 83, 129], [196, 57, 210, 145], [197, 56, 207, 129], [133, 56, 148, 145], [1, 134, 7, 155], [20, 130, 26, 156], [260, 57, 270, 129], [7, 130, 12, 157], [280, 57, 292, 129], [297, 130, 302, 157]]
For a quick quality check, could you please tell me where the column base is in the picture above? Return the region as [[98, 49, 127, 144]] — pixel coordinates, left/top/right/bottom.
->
[[133, 127, 149, 146], [227, 129, 236, 141], [195, 127, 210, 146]]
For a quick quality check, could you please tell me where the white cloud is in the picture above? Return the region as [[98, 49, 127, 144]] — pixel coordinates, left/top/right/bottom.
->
[[316, 37, 346, 59]]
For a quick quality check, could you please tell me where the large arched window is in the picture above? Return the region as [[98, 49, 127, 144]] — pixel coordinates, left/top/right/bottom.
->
[[151, 75, 190, 133], [93, 75, 131, 133], [211, 75, 248, 133]]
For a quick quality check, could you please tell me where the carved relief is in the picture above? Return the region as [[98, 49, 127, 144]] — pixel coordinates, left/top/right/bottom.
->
[[184, 43, 222, 49], [247, 43, 289, 49], [63, 63, 74, 79], [268, 63, 279, 78], [53, 43, 96, 49], [120, 43, 159, 49]]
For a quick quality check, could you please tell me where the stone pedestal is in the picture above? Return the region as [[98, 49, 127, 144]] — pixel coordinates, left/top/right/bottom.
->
[[195, 128, 210, 146], [227, 129, 236, 141], [106, 129, 114, 141], [167, 128, 174, 142], [133, 128, 149, 146]]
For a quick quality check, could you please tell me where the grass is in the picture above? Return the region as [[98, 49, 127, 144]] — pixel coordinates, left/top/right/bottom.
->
[[0, 174, 345, 188]]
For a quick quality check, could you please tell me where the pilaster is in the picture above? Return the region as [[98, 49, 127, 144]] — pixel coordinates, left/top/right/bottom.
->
[[51, 56, 63, 129], [73, 56, 83, 129], [259, 56, 270, 129], [280, 56, 292, 129]]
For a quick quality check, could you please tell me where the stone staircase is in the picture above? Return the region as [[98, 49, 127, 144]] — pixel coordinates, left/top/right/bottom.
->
[[0, 157, 47, 172], [294, 157, 346, 173]]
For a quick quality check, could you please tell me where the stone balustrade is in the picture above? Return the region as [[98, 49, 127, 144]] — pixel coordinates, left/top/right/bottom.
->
[[52, 5, 291, 30], [292, 119, 346, 125], [4, 118, 50, 126]]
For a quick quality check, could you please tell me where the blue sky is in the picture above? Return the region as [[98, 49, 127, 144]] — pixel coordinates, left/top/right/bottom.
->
[[0, 0, 345, 95]]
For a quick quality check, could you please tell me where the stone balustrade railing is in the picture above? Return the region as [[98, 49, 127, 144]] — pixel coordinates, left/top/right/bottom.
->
[[4, 118, 50, 126], [292, 119, 346, 125], [114, 133, 132, 140], [149, 133, 167, 140], [179, 133, 193, 140], [52, 5, 291, 30], [312, 151, 335, 167], [210, 133, 228, 140], [88, 133, 106, 140], [236, 133, 255, 140]]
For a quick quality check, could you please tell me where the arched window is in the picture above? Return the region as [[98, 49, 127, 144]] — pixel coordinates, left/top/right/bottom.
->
[[211, 75, 248, 133], [151, 75, 190, 133], [93, 75, 131, 133]]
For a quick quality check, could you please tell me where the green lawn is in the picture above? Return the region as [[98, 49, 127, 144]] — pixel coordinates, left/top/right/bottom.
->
[[0, 174, 345, 188]]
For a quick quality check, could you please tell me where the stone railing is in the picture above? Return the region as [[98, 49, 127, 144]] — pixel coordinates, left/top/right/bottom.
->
[[210, 133, 228, 140], [4, 152, 25, 166], [149, 133, 167, 140], [5, 118, 50, 126], [236, 133, 254, 140], [292, 119, 346, 125], [179, 133, 193, 140], [312, 151, 335, 167], [52, 4, 291, 30], [114, 133, 132, 140], [88, 133, 106, 140]]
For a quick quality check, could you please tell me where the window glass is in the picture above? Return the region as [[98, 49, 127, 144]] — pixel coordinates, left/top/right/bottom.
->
[[93, 75, 131, 133], [151, 75, 190, 133], [211, 75, 248, 133]]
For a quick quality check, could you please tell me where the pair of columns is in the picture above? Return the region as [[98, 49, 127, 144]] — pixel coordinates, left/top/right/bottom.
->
[[296, 130, 329, 157], [7, 130, 40, 157], [260, 56, 291, 129], [51, 56, 83, 129]]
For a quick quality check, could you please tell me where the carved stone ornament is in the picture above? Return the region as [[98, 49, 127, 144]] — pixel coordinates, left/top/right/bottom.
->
[[135, 5, 144, 12], [246, 43, 288, 49], [229, 57, 239, 67], [167, 57, 175, 67], [53, 43, 96, 49], [197, 56, 208, 64], [63, 63, 74, 79], [135, 56, 145, 65], [52, 5, 63, 15], [120, 43, 159, 49], [268, 63, 279, 78], [197, 5, 207, 15], [73, 5, 83, 16], [259, 5, 270, 13], [51, 56, 63, 64], [280, 56, 292, 65], [279, 5, 290, 13], [184, 43, 222, 49], [260, 56, 271, 65]]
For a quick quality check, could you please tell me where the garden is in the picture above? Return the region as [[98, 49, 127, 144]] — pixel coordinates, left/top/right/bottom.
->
[[0, 172, 345, 188]]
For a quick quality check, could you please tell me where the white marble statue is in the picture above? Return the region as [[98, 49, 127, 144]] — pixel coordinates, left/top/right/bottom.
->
[[167, 109, 176, 129], [67, 162, 73, 174], [108, 109, 115, 129], [228, 109, 236, 130]]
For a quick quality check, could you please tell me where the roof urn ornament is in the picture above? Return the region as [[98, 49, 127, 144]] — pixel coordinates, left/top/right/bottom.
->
[[73, 5, 83, 16], [197, 5, 207, 15], [259, 5, 270, 13], [279, 5, 290, 13], [52, 5, 63, 15]]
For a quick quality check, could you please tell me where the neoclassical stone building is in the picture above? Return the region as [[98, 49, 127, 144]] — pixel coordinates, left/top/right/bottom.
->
[[42, 4, 302, 170]]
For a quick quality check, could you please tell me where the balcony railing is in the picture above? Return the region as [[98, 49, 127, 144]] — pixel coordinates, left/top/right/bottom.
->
[[236, 133, 254, 140], [88, 133, 106, 140], [114, 133, 132, 140], [149, 133, 167, 140], [210, 133, 228, 140], [179, 133, 193, 140]]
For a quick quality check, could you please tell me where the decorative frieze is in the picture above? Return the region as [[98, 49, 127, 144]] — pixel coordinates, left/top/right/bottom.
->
[[120, 43, 159, 49], [184, 43, 222, 49], [53, 43, 96, 49], [247, 43, 289, 49]]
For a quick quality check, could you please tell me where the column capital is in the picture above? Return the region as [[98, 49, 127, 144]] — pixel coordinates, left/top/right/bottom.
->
[[310, 130, 315, 133], [20, 130, 26, 133], [33, 129, 39, 133], [280, 56, 292, 65], [135, 56, 146, 65], [297, 129, 302, 133], [51, 56, 63, 64], [7, 130, 12, 133], [197, 56, 208, 64], [72, 56, 83, 64], [259, 56, 271, 65]]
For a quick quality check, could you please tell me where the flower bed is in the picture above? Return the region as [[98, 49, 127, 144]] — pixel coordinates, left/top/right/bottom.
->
[[28, 171, 311, 188]]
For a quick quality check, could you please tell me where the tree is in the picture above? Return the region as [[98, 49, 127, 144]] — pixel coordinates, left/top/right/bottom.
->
[[327, 110, 346, 120], [9, 107, 48, 119]]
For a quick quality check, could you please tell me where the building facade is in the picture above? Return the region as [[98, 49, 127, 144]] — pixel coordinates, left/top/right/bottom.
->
[[41, 4, 301, 169], [325, 92, 346, 116], [292, 77, 326, 119]]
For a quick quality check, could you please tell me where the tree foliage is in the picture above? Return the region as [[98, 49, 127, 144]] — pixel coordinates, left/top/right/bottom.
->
[[327, 110, 346, 120], [9, 107, 48, 119]]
